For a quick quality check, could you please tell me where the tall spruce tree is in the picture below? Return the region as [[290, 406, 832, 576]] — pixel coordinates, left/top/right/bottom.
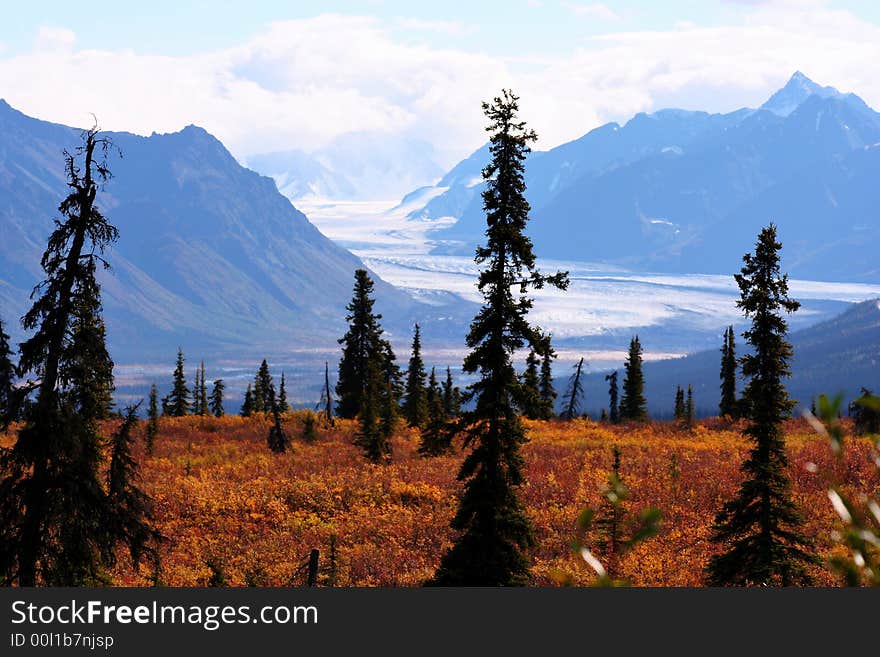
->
[[686, 385, 695, 427], [605, 371, 619, 424], [197, 361, 208, 416], [146, 384, 159, 456], [209, 379, 225, 417], [537, 335, 557, 420], [619, 336, 647, 422], [336, 269, 391, 420], [402, 323, 428, 427], [191, 367, 201, 415], [706, 223, 815, 586], [428, 90, 569, 586], [0, 316, 16, 424], [321, 362, 334, 426], [442, 366, 461, 418], [719, 326, 738, 418], [560, 357, 585, 421], [0, 127, 130, 585], [168, 348, 190, 417], [278, 372, 289, 413]]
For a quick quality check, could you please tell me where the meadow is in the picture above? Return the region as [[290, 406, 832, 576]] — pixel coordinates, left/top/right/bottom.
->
[[6, 414, 873, 587]]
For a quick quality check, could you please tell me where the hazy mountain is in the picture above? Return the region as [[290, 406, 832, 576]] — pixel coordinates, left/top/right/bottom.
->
[[412, 73, 880, 282], [0, 101, 465, 364], [571, 299, 880, 418], [248, 131, 445, 201]]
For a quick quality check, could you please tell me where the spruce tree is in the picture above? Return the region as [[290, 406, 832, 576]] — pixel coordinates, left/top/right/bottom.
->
[[519, 348, 542, 420], [560, 357, 585, 421], [106, 404, 161, 570], [674, 386, 685, 421], [336, 269, 388, 419], [686, 385, 695, 427], [301, 411, 319, 443], [168, 348, 190, 417], [537, 335, 557, 419], [605, 371, 619, 424], [720, 326, 738, 418], [253, 359, 273, 413], [429, 91, 569, 586], [321, 362, 334, 426], [419, 367, 451, 457], [402, 323, 428, 427], [706, 223, 815, 586], [278, 372, 289, 413], [0, 316, 16, 424], [442, 366, 461, 418], [146, 383, 159, 456], [0, 127, 127, 585], [240, 384, 254, 417], [619, 336, 647, 422], [209, 379, 225, 417], [267, 385, 289, 453], [197, 361, 208, 416], [191, 367, 201, 416]]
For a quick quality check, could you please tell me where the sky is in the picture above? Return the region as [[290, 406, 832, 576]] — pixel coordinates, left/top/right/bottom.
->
[[3, 0, 880, 167]]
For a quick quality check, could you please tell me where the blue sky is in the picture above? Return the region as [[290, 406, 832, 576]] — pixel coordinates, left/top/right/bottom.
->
[[3, 1, 880, 166], [5, 1, 880, 56]]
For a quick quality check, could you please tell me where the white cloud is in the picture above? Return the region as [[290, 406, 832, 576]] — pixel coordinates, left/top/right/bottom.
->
[[1, 6, 880, 173]]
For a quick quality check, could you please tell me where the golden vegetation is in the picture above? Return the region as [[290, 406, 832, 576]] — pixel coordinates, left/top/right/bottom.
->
[[5, 413, 873, 586]]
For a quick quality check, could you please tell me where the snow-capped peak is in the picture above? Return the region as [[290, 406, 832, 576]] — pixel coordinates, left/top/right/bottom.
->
[[760, 71, 842, 117]]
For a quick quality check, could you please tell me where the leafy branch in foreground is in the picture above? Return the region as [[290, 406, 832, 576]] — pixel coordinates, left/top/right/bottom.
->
[[806, 394, 880, 586], [552, 446, 661, 586]]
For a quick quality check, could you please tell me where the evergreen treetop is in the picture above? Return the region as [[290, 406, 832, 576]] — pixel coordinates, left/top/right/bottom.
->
[[720, 326, 739, 418]]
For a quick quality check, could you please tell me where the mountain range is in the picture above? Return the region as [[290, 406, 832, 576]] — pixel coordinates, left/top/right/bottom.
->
[[0, 101, 467, 365], [411, 72, 880, 282], [570, 298, 880, 418], [246, 131, 445, 201]]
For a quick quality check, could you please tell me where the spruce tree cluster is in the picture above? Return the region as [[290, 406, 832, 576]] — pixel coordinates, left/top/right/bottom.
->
[[419, 368, 451, 456], [337, 269, 401, 461], [706, 224, 815, 586], [429, 91, 569, 586], [537, 336, 557, 419], [442, 367, 461, 418], [253, 359, 274, 413]]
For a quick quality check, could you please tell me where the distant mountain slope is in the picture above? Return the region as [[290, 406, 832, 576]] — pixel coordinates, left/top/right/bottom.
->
[[571, 299, 880, 418], [0, 101, 461, 362], [409, 73, 880, 282]]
